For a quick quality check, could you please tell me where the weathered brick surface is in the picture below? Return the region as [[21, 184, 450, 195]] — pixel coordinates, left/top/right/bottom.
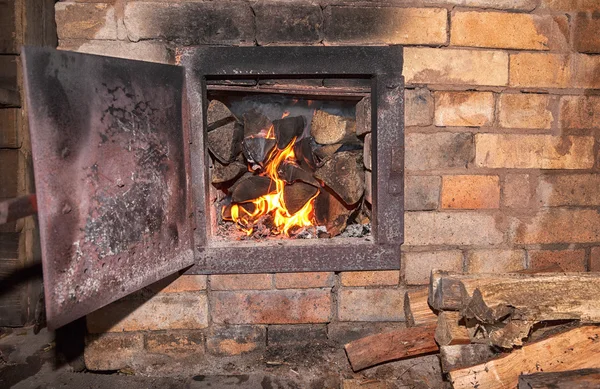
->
[[145, 331, 204, 355], [327, 322, 406, 345], [498, 94, 555, 129], [406, 88, 434, 127], [338, 288, 405, 322], [513, 209, 600, 244], [528, 249, 587, 272], [210, 274, 272, 290], [404, 48, 508, 86], [58, 39, 172, 63], [123, 2, 254, 45], [0, 109, 19, 148], [0, 149, 18, 199], [211, 290, 331, 324], [573, 12, 600, 53], [510, 53, 570, 88], [467, 249, 525, 273], [206, 326, 266, 356], [145, 274, 207, 294], [406, 133, 473, 171], [274, 272, 333, 289], [85, 332, 144, 371], [539, 0, 600, 11], [55, 2, 117, 40], [538, 174, 600, 207], [405, 212, 505, 246], [268, 324, 328, 345], [403, 250, 463, 285], [423, 0, 537, 10], [591, 247, 600, 272], [560, 96, 600, 129], [503, 174, 532, 209], [340, 271, 399, 287], [572, 54, 600, 89], [434, 91, 494, 127], [442, 175, 500, 209], [324, 7, 447, 45], [87, 292, 209, 333], [405, 175, 441, 211], [475, 134, 595, 169], [451, 12, 568, 51], [254, 3, 322, 45]]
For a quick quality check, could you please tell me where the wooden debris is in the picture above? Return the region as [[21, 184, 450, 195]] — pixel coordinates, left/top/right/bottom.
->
[[435, 311, 471, 346], [243, 109, 271, 137], [518, 368, 600, 389], [311, 110, 356, 145], [315, 151, 364, 205], [212, 161, 247, 185], [355, 96, 371, 136], [207, 121, 243, 164], [282, 182, 318, 215], [278, 161, 319, 187], [344, 323, 438, 372], [242, 136, 276, 167], [439, 344, 499, 374], [273, 116, 304, 150], [488, 320, 533, 349], [449, 325, 600, 389], [404, 288, 438, 327], [231, 175, 276, 203]]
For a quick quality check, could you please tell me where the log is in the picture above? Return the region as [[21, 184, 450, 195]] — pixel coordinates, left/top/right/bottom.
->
[[311, 110, 356, 145], [242, 109, 271, 137], [293, 136, 318, 171], [439, 344, 499, 374], [344, 323, 438, 372], [273, 116, 304, 150], [207, 100, 236, 131], [282, 182, 318, 215], [404, 288, 437, 327], [518, 369, 600, 389], [314, 151, 364, 205], [212, 161, 246, 185], [429, 271, 600, 323], [435, 311, 470, 346], [277, 161, 319, 187], [207, 121, 243, 164], [231, 175, 276, 203], [449, 325, 600, 389], [313, 187, 354, 237], [242, 136, 276, 167]]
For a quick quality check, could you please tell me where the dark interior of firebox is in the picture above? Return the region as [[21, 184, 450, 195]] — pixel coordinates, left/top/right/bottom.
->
[[206, 90, 372, 241]]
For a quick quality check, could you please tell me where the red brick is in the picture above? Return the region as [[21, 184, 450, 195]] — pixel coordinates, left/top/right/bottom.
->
[[87, 292, 208, 333], [498, 94, 555, 129], [403, 250, 463, 285], [514, 209, 600, 244], [528, 249, 587, 272], [85, 332, 144, 371], [591, 247, 600, 272], [340, 271, 400, 287], [275, 272, 333, 289], [503, 174, 532, 209], [338, 288, 405, 322], [205, 325, 266, 356], [509, 53, 570, 88], [324, 7, 447, 46], [404, 47, 508, 86], [475, 134, 595, 169], [467, 249, 525, 273], [210, 274, 272, 290], [451, 12, 568, 51], [406, 133, 473, 171], [572, 54, 600, 89], [211, 290, 331, 324], [538, 174, 600, 207], [55, 2, 117, 40], [327, 322, 407, 345], [145, 331, 204, 355], [441, 175, 500, 209], [406, 88, 434, 127], [405, 175, 441, 211], [405, 212, 505, 246], [560, 95, 600, 129], [145, 274, 207, 294], [424, 0, 537, 10], [434, 91, 494, 127], [573, 12, 600, 53], [540, 0, 600, 11]]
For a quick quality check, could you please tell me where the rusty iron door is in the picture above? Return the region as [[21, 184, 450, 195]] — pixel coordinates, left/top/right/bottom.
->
[[22, 47, 194, 329]]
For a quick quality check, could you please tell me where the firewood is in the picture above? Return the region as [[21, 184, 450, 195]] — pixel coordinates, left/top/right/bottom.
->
[[363, 133, 372, 170], [315, 151, 364, 205], [344, 323, 438, 371], [231, 175, 276, 203], [518, 368, 600, 389], [355, 96, 371, 136], [207, 121, 243, 164], [313, 188, 354, 237], [282, 182, 318, 215], [242, 136, 276, 167], [439, 344, 499, 373], [488, 320, 533, 349], [449, 325, 600, 389], [404, 288, 438, 327], [293, 136, 318, 171], [212, 161, 246, 185], [207, 99, 236, 131], [243, 109, 271, 137], [311, 110, 356, 145], [273, 116, 304, 150], [277, 161, 319, 187], [435, 311, 471, 346]]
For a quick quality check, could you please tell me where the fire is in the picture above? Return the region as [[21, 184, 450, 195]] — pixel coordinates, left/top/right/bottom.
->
[[224, 122, 318, 237]]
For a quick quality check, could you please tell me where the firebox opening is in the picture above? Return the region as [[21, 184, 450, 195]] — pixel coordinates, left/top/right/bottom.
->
[[206, 86, 373, 242]]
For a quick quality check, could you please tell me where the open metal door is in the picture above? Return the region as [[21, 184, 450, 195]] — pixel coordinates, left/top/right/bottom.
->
[[22, 47, 194, 330]]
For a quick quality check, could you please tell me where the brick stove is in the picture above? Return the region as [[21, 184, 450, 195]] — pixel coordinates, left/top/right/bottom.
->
[[21, 45, 404, 330]]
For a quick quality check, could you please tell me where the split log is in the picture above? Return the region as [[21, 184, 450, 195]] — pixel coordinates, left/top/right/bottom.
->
[[207, 121, 243, 164], [207, 100, 236, 131], [212, 161, 247, 185], [363, 133, 372, 170], [435, 311, 470, 346], [313, 188, 354, 237], [282, 182, 318, 215], [314, 143, 341, 161], [243, 109, 271, 137], [404, 288, 438, 327], [294, 136, 318, 171], [315, 151, 364, 205], [449, 325, 600, 389], [273, 116, 304, 150], [311, 110, 356, 145], [231, 175, 276, 203], [344, 323, 438, 372], [242, 136, 276, 167], [278, 161, 319, 187], [439, 344, 499, 374], [488, 320, 533, 349], [518, 369, 600, 389]]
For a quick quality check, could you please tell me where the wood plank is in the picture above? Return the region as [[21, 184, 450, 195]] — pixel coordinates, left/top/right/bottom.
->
[[344, 323, 438, 371], [449, 326, 600, 389], [439, 344, 499, 373], [518, 369, 600, 389], [435, 311, 470, 346], [404, 288, 437, 327], [429, 271, 600, 323]]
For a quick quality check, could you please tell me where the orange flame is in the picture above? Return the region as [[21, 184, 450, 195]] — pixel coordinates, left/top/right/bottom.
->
[[223, 122, 318, 237]]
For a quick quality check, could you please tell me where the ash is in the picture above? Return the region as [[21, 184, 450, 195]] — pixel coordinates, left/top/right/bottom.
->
[[339, 223, 371, 238]]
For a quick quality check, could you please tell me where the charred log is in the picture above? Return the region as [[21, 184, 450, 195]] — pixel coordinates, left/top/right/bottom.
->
[[294, 137, 318, 171], [207, 100, 237, 131], [243, 109, 272, 137], [207, 121, 243, 164], [212, 161, 247, 185], [314, 151, 365, 205], [242, 136, 276, 167], [278, 161, 320, 187], [273, 116, 305, 150], [314, 188, 355, 237], [231, 175, 276, 203], [282, 182, 319, 215]]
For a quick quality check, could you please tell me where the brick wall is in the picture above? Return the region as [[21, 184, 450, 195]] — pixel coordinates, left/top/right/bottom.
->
[[54, 0, 600, 382]]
